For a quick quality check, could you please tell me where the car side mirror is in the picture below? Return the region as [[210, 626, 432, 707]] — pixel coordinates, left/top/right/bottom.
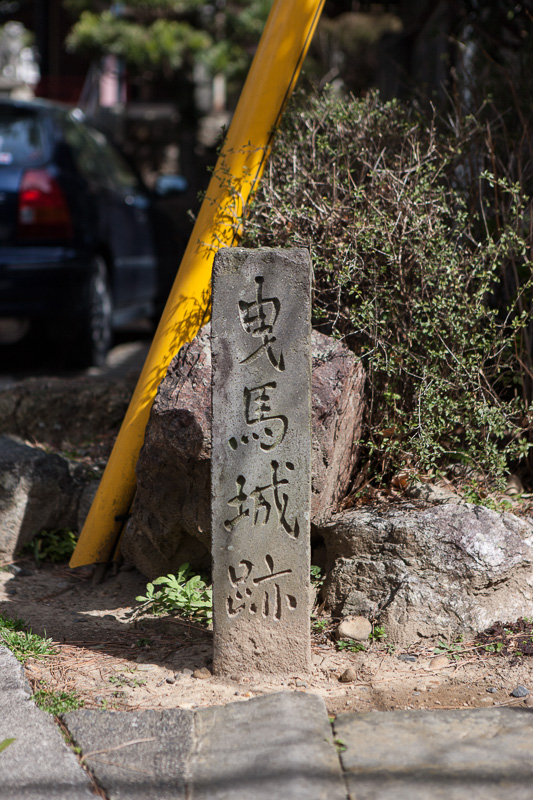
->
[[155, 174, 188, 196]]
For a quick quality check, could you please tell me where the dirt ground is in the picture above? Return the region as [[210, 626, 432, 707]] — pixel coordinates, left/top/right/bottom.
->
[[1, 558, 532, 717]]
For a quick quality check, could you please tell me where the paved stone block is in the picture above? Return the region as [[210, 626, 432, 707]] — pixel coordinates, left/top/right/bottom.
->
[[63, 709, 194, 800], [211, 247, 312, 676], [0, 646, 93, 800], [191, 692, 347, 800], [335, 707, 533, 799]]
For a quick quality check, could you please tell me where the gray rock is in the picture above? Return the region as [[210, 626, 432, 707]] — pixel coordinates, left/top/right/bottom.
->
[[0, 435, 82, 560], [121, 323, 364, 578], [320, 504, 533, 645], [406, 481, 465, 505], [398, 654, 417, 663], [511, 685, 529, 698], [336, 616, 372, 642]]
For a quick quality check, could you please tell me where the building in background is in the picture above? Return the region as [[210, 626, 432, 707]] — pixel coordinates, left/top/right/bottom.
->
[[0, 0, 88, 102]]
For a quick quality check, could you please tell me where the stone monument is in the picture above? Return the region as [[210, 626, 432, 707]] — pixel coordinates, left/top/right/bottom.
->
[[211, 248, 312, 675]]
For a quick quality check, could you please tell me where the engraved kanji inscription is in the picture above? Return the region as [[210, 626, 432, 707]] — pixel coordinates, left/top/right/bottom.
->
[[224, 475, 249, 532], [211, 247, 312, 675], [228, 382, 288, 452], [238, 276, 285, 371], [226, 554, 297, 620], [224, 461, 300, 538]]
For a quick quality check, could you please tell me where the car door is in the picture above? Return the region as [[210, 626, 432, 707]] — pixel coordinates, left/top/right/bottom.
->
[[94, 133, 157, 307], [61, 116, 156, 310]]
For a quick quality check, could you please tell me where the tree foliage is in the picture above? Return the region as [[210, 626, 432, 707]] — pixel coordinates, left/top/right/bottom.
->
[[64, 0, 271, 84]]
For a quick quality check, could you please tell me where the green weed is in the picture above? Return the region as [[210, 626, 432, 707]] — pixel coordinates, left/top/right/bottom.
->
[[108, 674, 145, 688], [370, 625, 387, 642], [0, 613, 57, 663], [336, 640, 366, 653], [310, 565, 324, 589], [33, 688, 82, 715], [433, 639, 464, 660], [23, 528, 77, 565], [136, 563, 213, 621], [484, 642, 505, 654]]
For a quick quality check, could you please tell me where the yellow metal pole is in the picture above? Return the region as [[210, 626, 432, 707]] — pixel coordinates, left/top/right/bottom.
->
[[70, 0, 325, 568]]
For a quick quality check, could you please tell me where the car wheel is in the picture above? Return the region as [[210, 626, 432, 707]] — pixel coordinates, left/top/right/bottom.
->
[[76, 256, 113, 368]]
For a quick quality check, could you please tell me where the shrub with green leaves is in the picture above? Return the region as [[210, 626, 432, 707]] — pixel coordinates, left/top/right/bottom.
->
[[242, 89, 533, 485], [24, 528, 77, 565], [136, 563, 212, 621]]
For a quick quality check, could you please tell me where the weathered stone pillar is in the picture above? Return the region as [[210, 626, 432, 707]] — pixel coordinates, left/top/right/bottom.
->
[[211, 248, 312, 675]]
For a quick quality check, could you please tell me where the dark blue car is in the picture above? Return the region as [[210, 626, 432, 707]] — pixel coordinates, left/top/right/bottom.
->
[[0, 97, 177, 366]]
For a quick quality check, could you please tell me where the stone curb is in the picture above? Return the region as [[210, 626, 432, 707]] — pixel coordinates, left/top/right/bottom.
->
[[0, 646, 93, 800], [4, 640, 533, 800], [335, 707, 533, 800], [63, 692, 347, 800]]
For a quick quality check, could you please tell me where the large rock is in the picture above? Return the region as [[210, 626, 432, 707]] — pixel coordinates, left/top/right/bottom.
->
[[319, 504, 533, 645], [121, 325, 365, 578], [0, 376, 135, 448], [0, 435, 83, 560]]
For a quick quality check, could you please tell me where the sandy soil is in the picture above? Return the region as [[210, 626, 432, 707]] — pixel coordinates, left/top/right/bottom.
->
[[1, 558, 532, 717]]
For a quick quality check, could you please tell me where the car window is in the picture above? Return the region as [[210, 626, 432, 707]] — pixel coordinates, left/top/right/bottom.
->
[[101, 140, 140, 193], [61, 115, 141, 195], [0, 107, 45, 166], [61, 117, 110, 185]]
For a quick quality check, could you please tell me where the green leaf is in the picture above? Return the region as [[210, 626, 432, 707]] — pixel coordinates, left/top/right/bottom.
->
[[0, 738, 15, 755]]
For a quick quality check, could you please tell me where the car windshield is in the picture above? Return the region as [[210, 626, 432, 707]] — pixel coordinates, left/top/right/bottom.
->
[[0, 107, 45, 167]]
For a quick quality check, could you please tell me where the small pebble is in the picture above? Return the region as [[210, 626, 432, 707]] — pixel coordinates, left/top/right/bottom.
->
[[336, 616, 372, 642], [295, 680, 307, 688], [429, 655, 450, 670], [136, 664, 155, 672], [166, 676, 176, 684], [524, 695, 533, 707], [9, 566, 32, 577], [193, 667, 212, 680], [340, 668, 357, 683], [398, 654, 417, 663], [511, 685, 530, 698], [486, 687, 498, 694]]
